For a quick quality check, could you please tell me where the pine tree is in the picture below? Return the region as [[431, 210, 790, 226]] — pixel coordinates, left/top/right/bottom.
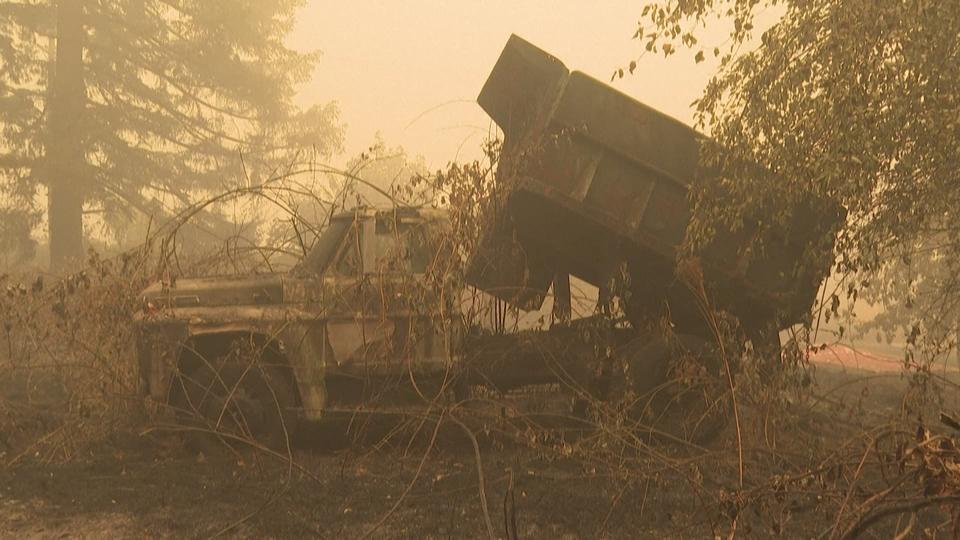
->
[[0, 0, 343, 270]]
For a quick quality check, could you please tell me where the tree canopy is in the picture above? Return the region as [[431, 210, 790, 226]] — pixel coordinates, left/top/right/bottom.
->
[[631, 0, 960, 352], [0, 0, 342, 268]]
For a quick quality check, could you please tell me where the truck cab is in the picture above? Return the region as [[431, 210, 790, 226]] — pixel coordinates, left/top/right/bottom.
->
[[135, 207, 458, 446]]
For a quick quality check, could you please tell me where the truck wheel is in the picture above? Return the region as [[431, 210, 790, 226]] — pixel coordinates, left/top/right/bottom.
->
[[172, 363, 298, 452], [745, 321, 783, 377], [611, 334, 731, 445]]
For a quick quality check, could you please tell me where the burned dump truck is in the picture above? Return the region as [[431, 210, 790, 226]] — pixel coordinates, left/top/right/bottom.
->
[[466, 35, 842, 350], [134, 35, 841, 447]]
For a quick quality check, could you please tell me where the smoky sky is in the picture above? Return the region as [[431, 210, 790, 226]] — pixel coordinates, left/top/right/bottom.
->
[[289, 1, 742, 168]]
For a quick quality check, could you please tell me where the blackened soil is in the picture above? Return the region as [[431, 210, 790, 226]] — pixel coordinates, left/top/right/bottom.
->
[[0, 366, 956, 539]]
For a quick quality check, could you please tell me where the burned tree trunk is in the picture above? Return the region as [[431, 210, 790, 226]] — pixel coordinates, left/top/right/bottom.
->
[[46, 0, 86, 271]]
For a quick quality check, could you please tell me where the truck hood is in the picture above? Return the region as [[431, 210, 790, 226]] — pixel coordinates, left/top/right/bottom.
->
[[142, 274, 283, 309]]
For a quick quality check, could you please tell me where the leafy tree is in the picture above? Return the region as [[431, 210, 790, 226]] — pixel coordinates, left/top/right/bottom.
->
[[0, 0, 342, 270], [630, 1, 960, 352]]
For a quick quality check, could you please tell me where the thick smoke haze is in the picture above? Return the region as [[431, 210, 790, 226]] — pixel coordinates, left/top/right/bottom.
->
[[290, 0, 729, 167]]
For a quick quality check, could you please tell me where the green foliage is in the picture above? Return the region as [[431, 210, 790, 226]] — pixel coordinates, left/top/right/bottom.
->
[[633, 0, 960, 350], [0, 0, 343, 260]]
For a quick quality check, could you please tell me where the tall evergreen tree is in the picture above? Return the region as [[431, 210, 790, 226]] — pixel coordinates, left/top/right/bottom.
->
[[0, 0, 342, 270]]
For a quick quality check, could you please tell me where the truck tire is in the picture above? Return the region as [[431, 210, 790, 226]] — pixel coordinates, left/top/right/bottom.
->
[[745, 320, 783, 377], [610, 334, 731, 445], [172, 362, 298, 453]]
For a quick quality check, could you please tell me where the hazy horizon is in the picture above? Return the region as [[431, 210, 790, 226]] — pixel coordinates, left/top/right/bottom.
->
[[289, 1, 732, 169]]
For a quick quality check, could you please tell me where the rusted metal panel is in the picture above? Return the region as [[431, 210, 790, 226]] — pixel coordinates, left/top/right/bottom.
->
[[142, 275, 283, 308], [468, 34, 842, 330], [477, 33, 568, 142], [553, 72, 702, 189]]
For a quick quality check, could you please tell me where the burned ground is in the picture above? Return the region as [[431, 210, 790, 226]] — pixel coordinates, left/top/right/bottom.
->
[[2, 363, 954, 539], [0, 217, 954, 539]]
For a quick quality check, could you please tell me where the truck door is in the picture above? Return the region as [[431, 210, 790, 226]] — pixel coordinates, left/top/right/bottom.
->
[[322, 212, 454, 375]]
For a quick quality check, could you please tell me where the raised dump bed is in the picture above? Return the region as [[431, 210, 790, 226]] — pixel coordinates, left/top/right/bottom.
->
[[467, 35, 841, 338]]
